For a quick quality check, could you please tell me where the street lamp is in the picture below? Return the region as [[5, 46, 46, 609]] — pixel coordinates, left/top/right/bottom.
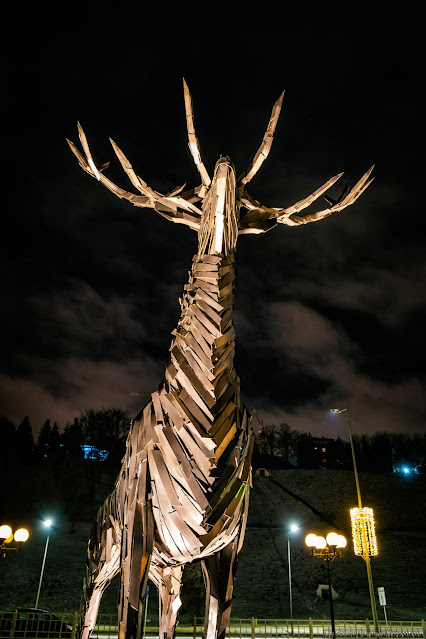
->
[[330, 408, 379, 633], [305, 532, 347, 639], [287, 524, 300, 622], [35, 519, 53, 609], [0, 524, 30, 558]]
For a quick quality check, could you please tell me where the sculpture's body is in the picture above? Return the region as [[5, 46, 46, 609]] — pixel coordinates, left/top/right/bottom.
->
[[68, 81, 373, 639]]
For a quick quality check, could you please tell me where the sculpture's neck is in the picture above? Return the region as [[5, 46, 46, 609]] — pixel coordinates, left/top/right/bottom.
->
[[164, 251, 238, 430]]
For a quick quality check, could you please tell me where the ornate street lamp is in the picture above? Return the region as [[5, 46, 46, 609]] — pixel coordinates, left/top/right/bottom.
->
[[0, 524, 30, 558], [330, 407, 379, 633], [305, 532, 347, 639]]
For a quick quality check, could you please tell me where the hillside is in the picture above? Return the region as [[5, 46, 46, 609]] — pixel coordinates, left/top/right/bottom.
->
[[1, 469, 425, 621]]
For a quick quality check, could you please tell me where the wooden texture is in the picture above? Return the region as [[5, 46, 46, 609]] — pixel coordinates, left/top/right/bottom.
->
[[68, 81, 373, 639]]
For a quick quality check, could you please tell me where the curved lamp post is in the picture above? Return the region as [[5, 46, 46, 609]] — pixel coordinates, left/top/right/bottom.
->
[[35, 519, 53, 609], [305, 532, 347, 639], [330, 408, 379, 633], [0, 524, 30, 558]]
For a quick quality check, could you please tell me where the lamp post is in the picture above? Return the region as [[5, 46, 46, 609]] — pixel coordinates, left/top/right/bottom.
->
[[35, 519, 53, 609], [0, 524, 30, 558], [287, 524, 299, 622], [330, 408, 379, 634], [305, 532, 347, 639]]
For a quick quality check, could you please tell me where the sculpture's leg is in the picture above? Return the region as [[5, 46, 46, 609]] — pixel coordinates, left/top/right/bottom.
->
[[80, 553, 121, 639], [118, 495, 155, 639], [201, 536, 241, 639], [157, 565, 184, 639], [80, 491, 122, 639]]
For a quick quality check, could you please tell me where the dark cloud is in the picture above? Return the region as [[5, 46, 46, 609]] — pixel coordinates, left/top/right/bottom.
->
[[1, 9, 424, 437]]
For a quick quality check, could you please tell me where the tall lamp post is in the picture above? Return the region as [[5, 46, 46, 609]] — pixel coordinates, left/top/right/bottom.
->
[[330, 408, 379, 633], [287, 524, 299, 622], [305, 532, 347, 639], [35, 519, 53, 609]]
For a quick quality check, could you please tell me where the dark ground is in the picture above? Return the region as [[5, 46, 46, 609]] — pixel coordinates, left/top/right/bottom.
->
[[1, 469, 425, 621]]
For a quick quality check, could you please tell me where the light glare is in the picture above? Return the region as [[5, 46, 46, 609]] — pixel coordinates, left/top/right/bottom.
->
[[0, 525, 12, 540], [337, 535, 347, 548], [315, 536, 327, 549], [190, 143, 201, 165], [305, 533, 317, 547], [350, 507, 378, 557], [14, 528, 29, 543], [326, 532, 339, 546]]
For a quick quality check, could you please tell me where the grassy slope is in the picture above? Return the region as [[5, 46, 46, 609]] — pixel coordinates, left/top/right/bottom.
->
[[0, 470, 425, 620]]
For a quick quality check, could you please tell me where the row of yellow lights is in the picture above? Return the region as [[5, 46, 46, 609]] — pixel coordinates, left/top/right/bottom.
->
[[305, 532, 347, 549], [350, 507, 378, 557], [0, 524, 30, 544]]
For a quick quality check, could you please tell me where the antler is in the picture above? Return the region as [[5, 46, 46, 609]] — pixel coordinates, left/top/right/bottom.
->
[[238, 166, 374, 233], [277, 165, 374, 226], [67, 123, 203, 230], [183, 79, 211, 193], [237, 91, 285, 186]]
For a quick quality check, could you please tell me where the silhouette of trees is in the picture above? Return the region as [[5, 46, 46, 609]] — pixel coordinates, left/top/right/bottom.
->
[[253, 420, 426, 472], [1, 405, 425, 527], [71, 408, 130, 493], [16, 416, 34, 463], [35, 419, 52, 460], [62, 418, 84, 456], [0, 407, 130, 521], [276, 423, 296, 464]]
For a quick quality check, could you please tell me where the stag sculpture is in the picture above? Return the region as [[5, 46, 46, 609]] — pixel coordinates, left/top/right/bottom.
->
[[67, 80, 373, 639]]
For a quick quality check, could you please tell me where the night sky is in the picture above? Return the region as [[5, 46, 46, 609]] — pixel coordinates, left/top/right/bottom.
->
[[1, 7, 424, 439]]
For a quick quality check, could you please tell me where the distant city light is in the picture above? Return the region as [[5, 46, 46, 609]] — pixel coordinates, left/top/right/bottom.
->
[[81, 445, 109, 461], [393, 464, 418, 475]]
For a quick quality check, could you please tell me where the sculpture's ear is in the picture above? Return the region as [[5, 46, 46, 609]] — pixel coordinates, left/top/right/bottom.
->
[[238, 208, 278, 234]]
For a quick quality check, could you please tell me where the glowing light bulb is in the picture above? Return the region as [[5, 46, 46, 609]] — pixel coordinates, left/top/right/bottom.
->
[[305, 534, 317, 547], [326, 532, 339, 547], [315, 536, 327, 550], [337, 535, 347, 548], [0, 525, 12, 540], [14, 528, 29, 543]]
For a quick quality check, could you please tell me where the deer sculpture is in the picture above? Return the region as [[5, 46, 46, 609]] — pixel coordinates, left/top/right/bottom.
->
[[67, 80, 373, 639]]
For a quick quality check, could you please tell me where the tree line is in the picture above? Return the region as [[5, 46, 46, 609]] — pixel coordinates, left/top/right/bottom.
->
[[1, 410, 424, 527], [255, 422, 426, 473], [0, 409, 130, 528]]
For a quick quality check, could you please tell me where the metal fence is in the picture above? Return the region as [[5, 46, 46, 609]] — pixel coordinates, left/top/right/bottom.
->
[[0, 612, 424, 639]]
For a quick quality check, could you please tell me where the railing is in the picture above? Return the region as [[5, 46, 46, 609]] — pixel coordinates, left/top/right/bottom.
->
[[0, 612, 424, 639], [192, 618, 426, 639]]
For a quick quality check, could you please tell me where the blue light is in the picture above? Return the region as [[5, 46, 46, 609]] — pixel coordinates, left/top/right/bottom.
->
[[81, 445, 109, 461], [403, 467, 411, 474]]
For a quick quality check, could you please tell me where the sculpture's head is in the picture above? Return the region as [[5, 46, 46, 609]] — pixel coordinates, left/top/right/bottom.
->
[[197, 156, 238, 256], [67, 80, 373, 259], [183, 78, 287, 257]]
